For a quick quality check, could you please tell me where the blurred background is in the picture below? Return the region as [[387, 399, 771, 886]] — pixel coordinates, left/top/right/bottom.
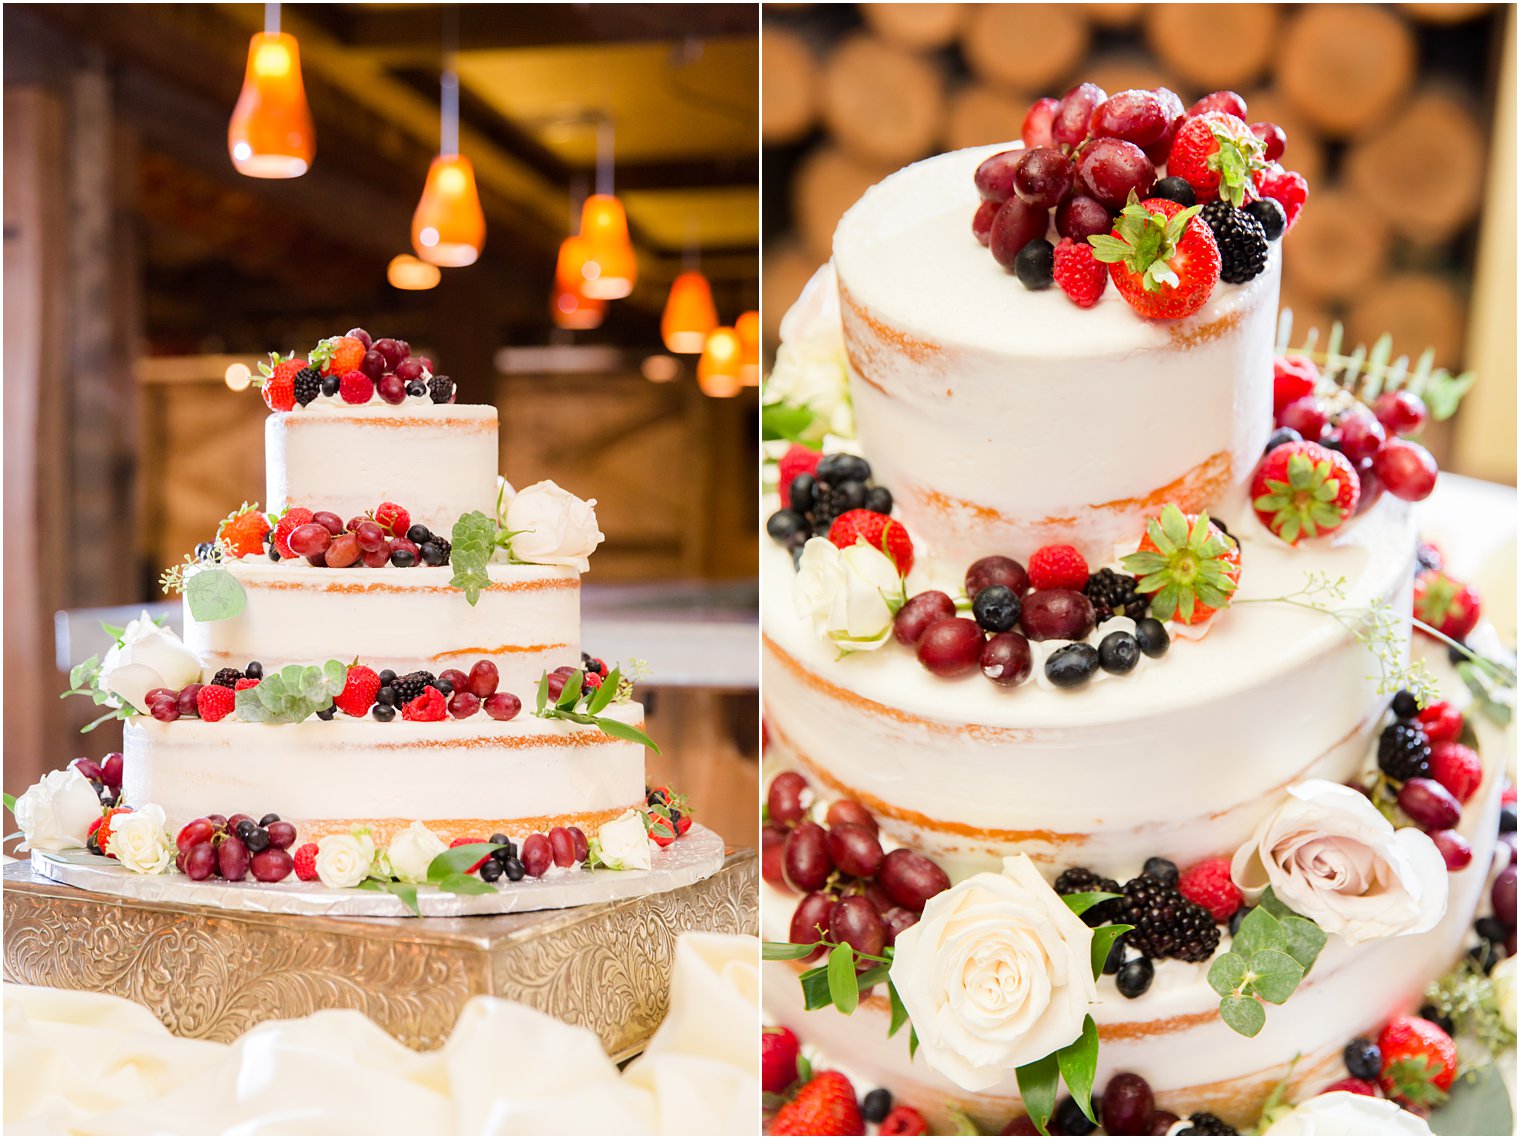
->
[[5, 3, 760, 846], [761, 2, 1516, 489]]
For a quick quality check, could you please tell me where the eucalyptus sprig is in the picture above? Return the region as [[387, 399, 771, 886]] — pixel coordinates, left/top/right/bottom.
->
[[1207, 889, 1326, 1037], [533, 668, 660, 752], [234, 661, 348, 723], [59, 619, 157, 731], [1424, 956, 1517, 1058]]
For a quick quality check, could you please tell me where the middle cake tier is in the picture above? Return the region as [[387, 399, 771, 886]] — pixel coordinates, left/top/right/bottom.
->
[[182, 560, 581, 699]]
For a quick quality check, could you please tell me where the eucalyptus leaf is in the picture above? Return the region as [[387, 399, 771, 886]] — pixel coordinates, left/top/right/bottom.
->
[[1208, 952, 1248, 998], [1056, 1015, 1100, 1123], [185, 567, 247, 622], [1428, 1064, 1513, 1136], [1256, 886, 1293, 920], [1232, 905, 1286, 960], [1246, 949, 1304, 1005], [828, 942, 860, 1014], [1280, 915, 1327, 974], [1219, 993, 1266, 1037], [322, 659, 348, 695], [1015, 1052, 1061, 1136]]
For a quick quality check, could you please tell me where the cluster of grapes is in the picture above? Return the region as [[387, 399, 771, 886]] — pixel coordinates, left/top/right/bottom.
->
[[764, 770, 951, 965], [275, 504, 450, 570], [1004, 1071, 1195, 1137], [475, 826, 591, 884], [71, 753, 124, 807], [144, 678, 219, 723], [373, 660, 520, 723], [175, 812, 297, 883], [543, 656, 611, 703]]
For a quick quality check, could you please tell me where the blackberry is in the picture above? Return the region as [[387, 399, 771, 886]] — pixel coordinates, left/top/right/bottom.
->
[[211, 667, 243, 689], [293, 366, 323, 406], [1179, 1113, 1237, 1136], [1142, 856, 1179, 887], [811, 480, 867, 535], [1054, 866, 1122, 926], [1085, 568, 1145, 623], [1200, 201, 1268, 285], [1119, 874, 1220, 963], [1243, 196, 1286, 241], [1343, 1038, 1381, 1081], [393, 670, 438, 706], [1377, 721, 1431, 781], [428, 374, 455, 404]]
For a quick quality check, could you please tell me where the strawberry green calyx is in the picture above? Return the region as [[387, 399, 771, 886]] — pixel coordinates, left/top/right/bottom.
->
[[255, 351, 297, 388], [1253, 451, 1352, 544], [1089, 199, 1203, 293], [1122, 504, 1239, 623], [1415, 572, 1475, 630], [1205, 120, 1267, 208]]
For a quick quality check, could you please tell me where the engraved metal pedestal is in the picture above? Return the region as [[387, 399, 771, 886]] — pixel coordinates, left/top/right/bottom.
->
[[2, 851, 757, 1059]]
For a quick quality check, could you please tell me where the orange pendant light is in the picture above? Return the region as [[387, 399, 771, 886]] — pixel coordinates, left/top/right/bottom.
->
[[661, 271, 719, 354], [551, 285, 606, 330], [555, 234, 593, 291], [736, 309, 760, 385], [228, 9, 314, 179], [387, 254, 441, 291], [412, 69, 485, 267], [698, 326, 744, 397], [578, 194, 636, 300]]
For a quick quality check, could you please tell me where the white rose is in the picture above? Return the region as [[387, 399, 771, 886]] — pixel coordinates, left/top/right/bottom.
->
[[1231, 781, 1448, 945], [793, 537, 905, 653], [1262, 1091, 1433, 1136], [504, 481, 604, 573], [315, 831, 377, 889], [766, 264, 853, 441], [11, 768, 103, 852], [386, 821, 447, 884], [1492, 954, 1516, 1034], [105, 805, 173, 875], [98, 610, 202, 714], [889, 854, 1097, 1093], [595, 810, 652, 871]]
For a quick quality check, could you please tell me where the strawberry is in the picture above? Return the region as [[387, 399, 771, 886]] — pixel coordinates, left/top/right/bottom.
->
[[334, 665, 381, 718], [1167, 111, 1266, 207], [1122, 504, 1241, 625], [293, 843, 320, 881], [880, 1106, 928, 1136], [234, 677, 260, 691], [1429, 741, 1483, 805], [339, 369, 374, 405], [257, 352, 306, 412], [645, 811, 678, 848], [1177, 857, 1243, 922], [1416, 700, 1464, 745], [312, 335, 366, 378], [1251, 441, 1360, 545], [1027, 544, 1089, 591], [271, 508, 315, 560], [778, 445, 823, 508], [762, 1025, 801, 1094], [1273, 354, 1319, 416], [401, 685, 447, 722], [96, 806, 134, 859], [1414, 570, 1481, 641], [771, 1071, 864, 1136], [1254, 165, 1308, 233], [196, 684, 236, 722], [1377, 1015, 1457, 1108], [450, 835, 490, 874], [1052, 238, 1107, 308], [374, 502, 411, 539], [1088, 198, 1220, 321], [1321, 1077, 1380, 1098], [218, 506, 272, 559], [828, 509, 913, 575]]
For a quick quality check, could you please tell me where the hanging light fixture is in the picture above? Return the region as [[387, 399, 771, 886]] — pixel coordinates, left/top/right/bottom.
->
[[412, 63, 485, 267], [661, 271, 719, 354], [578, 120, 636, 299], [228, 3, 315, 178], [551, 287, 606, 330], [698, 326, 743, 397], [736, 310, 760, 385], [387, 254, 441, 290], [555, 233, 593, 292], [550, 182, 603, 330]]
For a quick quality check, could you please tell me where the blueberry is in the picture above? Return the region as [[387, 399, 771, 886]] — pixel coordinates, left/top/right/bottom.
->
[[421, 542, 447, 566], [245, 661, 264, 680], [320, 374, 340, 397], [1419, 1004, 1456, 1036], [973, 585, 1022, 633], [1501, 804, 1517, 835], [1151, 176, 1196, 208], [1116, 956, 1154, 998], [1343, 1038, 1381, 1080], [372, 703, 396, 722], [1143, 857, 1179, 886], [480, 859, 504, 883], [833, 479, 868, 512], [1266, 426, 1303, 453], [861, 1089, 892, 1124], [816, 453, 871, 485], [1477, 916, 1507, 943], [767, 509, 807, 542], [375, 686, 397, 707], [407, 524, 431, 545], [1098, 631, 1140, 674], [1391, 690, 1419, 720], [789, 473, 816, 514], [490, 833, 510, 847], [316, 704, 336, 720], [1134, 618, 1170, 658], [244, 827, 270, 854], [259, 813, 281, 826], [1014, 238, 1055, 290], [235, 818, 257, 841], [379, 669, 397, 686], [1244, 196, 1286, 241], [864, 486, 893, 514], [1229, 905, 1251, 936], [435, 677, 454, 695], [1102, 938, 1126, 975], [1046, 643, 1099, 688], [503, 856, 525, 881], [391, 548, 417, 568], [405, 380, 427, 398], [1053, 1094, 1098, 1136]]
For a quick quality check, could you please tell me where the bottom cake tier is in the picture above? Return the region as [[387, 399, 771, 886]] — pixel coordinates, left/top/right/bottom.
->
[[123, 703, 648, 847]]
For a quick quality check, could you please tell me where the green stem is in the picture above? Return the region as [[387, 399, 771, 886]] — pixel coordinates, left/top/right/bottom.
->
[[1411, 618, 1518, 687]]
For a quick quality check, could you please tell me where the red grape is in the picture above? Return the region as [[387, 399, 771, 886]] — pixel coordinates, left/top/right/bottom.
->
[[373, 338, 406, 367], [972, 199, 998, 247], [916, 617, 985, 678], [1373, 390, 1427, 437], [982, 632, 1033, 687], [377, 374, 407, 405], [394, 340, 412, 360], [361, 544, 392, 569], [1251, 121, 1287, 162], [1012, 148, 1073, 210], [1187, 90, 1248, 119], [176, 685, 203, 719], [218, 835, 250, 881], [251, 847, 294, 882], [312, 511, 344, 536], [1150, 1113, 1181, 1136], [394, 358, 425, 382], [521, 833, 552, 877], [266, 821, 297, 850], [829, 896, 886, 959], [1020, 590, 1096, 641], [879, 849, 951, 912], [974, 150, 1023, 203], [448, 691, 481, 719], [1102, 1073, 1156, 1136], [360, 349, 387, 380], [438, 668, 470, 693], [567, 826, 589, 863], [177, 818, 215, 854], [1055, 194, 1114, 243], [762, 838, 789, 892], [826, 823, 885, 878], [1053, 82, 1106, 148], [989, 198, 1050, 269], [151, 699, 180, 722], [228, 813, 255, 830], [768, 771, 810, 825], [893, 591, 957, 647], [325, 532, 361, 568], [72, 757, 105, 782], [1353, 460, 1384, 517], [346, 327, 373, 349], [1021, 96, 1060, 149], [789, 892, 833, 960], [1075, 138, 1156, 208], [545, 665, 578, 701], [548, 826, 576, 868], [1144, 88, 1186, 165], [1430, 829, 1472, 871], [205, 813, 228, 828], [966, 555, 1029, 598], [145, 687, 177, 707], [1336, 408, 1386, 464], [882, 906, 918, 946], [1374, 439, 1438, 502], [783, 821, 833, 892], [484, 692, 521, 721], [1090, 89, 1167, 146], [354, 521, 387, 553], [288, 523, 332, 558], [1493, 865, 1516, 930], [1398, 778, 1460, 830], [469, 660, 500, 698], [825, 799, 878, 836], [860, 882, 893, 914], [1279, 396, 1328, 440], [185, 841, 217, 881]]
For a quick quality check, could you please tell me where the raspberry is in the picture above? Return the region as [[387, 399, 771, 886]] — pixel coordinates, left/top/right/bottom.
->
[[1321, 1078, 1379, 1097], [375, 502, 411, 538], [1177, 857, 1243, 922], [401, 685, 447, 721], [293, 843, 320, 881], [234, 677, 260, 691], [450, 835, 490, 874], [1028, 544, 1090, 591], [827, 509, 914, 575], [880, 1106, 928, 1136], [334, 665, 381, 718], [339, 369, 374, 405], [219, 508, 272, 559], [778, 444, 824, 508], [196, 684, 236, 722], [762, 1026, 801, 1094], [272, 508, 315, 560], [1052, 238, 1107, 308], [1429, 741, 1483, 805], [1254, 165, 1308, 233]]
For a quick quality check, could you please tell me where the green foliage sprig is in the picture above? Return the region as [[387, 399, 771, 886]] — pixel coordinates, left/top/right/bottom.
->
[[1207, 888, 1326, 1037], [449, 510, 497, 606], [534, 668, 660, 753], [234, 661, 348, 723]]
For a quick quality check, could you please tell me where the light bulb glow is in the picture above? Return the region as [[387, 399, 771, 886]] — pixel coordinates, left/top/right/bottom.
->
[[577, 194, 636, 299], [551, 284, 606, 330], [411, 155, 485, 267], [698, 326, 743, 397], [228, 32, 315, 179], [387, 253, 441, 290], [661, 271, 719, 354], [736, 309, 760, 385], [224, 362, 252, 391]]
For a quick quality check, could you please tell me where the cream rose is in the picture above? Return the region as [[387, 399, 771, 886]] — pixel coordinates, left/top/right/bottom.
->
[[1261, 1091, 1433, 1136], [889, 854, 1097, 1093], [504, 481, 604, 573], [1232, 781, 1447, 944], [386, 821, 447, 884], [11, 768, 103, 853], [1492, 954, 1516, 1034], [594, 810, 652, 871], [793, 537, 905, 653], [98, 611, 202, 714], [104, 804, 173, 875], [765, 263, 853, 442], [315, 830, 377, 889]]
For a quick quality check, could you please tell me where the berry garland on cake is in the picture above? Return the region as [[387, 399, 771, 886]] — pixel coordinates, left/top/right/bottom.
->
[[254, 328, 456, 412]]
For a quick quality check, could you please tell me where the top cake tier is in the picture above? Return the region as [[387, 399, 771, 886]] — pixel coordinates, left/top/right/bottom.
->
[[266, 404, 499, 536], [834, 142, 1279, 565]]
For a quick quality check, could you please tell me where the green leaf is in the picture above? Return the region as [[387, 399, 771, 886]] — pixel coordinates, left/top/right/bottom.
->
[[888, 979, 910, 1038], [948, 1108, 983, 1136], [535, 671, 550, 715], [1232, 905, 1286, 960], [437, 871, 496, 896], [385, 880, 421, 916], [1245, 949, 1304, 1005], [1219, 993, 1266, 1037], [1061, 890, 1119, 918], [322, 659, 348, 696], [908, 1025, 919, 1060], [425, 842, 504, 882], [854, 964, 891, 989], [799, 965, 832, 1011], [828, 942, 860, 1015], [1428, 1064, 1514, 1136], [185, 567, 247, 622], [1255, 886, 1292, 919], [449, 510, 497, 605], [1280, 915, 1327, 974], [589, 715, 662, 754], [763, 940, 822, 961], [1208, 952, 1248, 998], [1056, 1016, 1100, 1124], [555, 670, 585, 709], [761, 401, 821, 444], [1090, 924, 1133, 981], [2, 792, 15, 813], [1016, 1052, 1061, 1136]]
